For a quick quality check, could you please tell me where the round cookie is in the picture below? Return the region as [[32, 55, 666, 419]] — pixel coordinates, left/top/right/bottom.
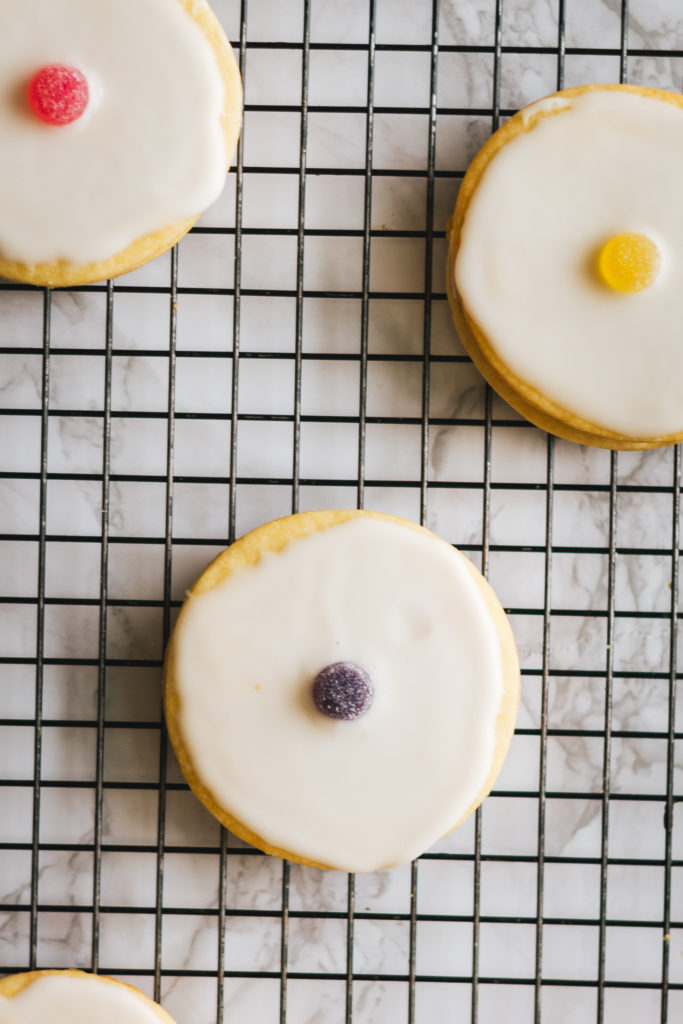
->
[[0, 970, 178, 1024], [447, 83, 683, 450], [0, 0, 242, 287], [164, 510, 520, 873]]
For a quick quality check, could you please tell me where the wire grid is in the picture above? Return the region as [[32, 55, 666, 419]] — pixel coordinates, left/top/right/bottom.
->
[[1, 0, 683, 1021]]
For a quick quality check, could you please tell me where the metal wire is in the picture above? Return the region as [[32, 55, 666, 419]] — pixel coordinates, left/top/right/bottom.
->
[[2, 1, 683, 1022]]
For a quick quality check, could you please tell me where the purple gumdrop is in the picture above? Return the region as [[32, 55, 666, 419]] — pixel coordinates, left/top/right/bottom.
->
[[312, 662, 374, 721]]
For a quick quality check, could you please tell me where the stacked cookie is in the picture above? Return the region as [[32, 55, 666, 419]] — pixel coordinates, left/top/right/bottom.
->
[[447, 84, 683, 450]]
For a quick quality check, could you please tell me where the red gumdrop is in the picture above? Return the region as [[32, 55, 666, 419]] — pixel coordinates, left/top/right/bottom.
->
[[28, 65, 89, 126]]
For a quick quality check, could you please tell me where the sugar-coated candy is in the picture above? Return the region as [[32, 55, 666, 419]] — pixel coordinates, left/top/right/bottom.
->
[[28, 65, 89, 126], [312, 662, 374, 721], [597, 232, 660, 293]]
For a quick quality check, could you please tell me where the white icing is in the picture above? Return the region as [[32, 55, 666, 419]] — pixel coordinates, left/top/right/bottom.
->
[[172, 517, 506, 872], [455, 89, 683, 438], [0, 0, 228, 266], [519, 94, 571, 125], [0, 975, 163, 1024]]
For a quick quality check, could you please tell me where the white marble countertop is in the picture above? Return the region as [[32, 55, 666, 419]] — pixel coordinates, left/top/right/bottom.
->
[[2, 1, 683, 1022]]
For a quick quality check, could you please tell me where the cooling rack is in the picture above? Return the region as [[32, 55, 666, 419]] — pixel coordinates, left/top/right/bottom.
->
[[1, 0, 683, 1022]]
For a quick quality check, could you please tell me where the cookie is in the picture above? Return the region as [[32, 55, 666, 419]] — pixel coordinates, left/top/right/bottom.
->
[[447, 84, 683, 449], [164, 510, 520, 872], [0, 970, 178, 1024], [0, 0, 242, 287]]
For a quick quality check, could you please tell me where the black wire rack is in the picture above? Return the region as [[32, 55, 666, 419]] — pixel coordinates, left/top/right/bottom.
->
[[1, 0, 683, 1021]]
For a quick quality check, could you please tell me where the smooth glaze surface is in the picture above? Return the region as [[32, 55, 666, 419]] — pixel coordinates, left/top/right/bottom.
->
[[0, 975, 165, 1024], [0, 0, 227, 266], [171, 517, 504, 871], [456, 90, 683, 438]]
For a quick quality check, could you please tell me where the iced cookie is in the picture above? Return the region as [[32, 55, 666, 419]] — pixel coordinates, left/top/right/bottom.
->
[[0, 970, 178, 1024], [447, 84, 683, 449], [0, 0, 242, 287], [164, 510, 520, 872]]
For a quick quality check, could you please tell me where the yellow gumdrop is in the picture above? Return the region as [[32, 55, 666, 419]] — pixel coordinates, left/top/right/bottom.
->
[[597, 232, 660, 293]]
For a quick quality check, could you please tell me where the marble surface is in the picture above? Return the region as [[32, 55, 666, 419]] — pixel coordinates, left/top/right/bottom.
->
[[2, 0, 683, 1022]]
